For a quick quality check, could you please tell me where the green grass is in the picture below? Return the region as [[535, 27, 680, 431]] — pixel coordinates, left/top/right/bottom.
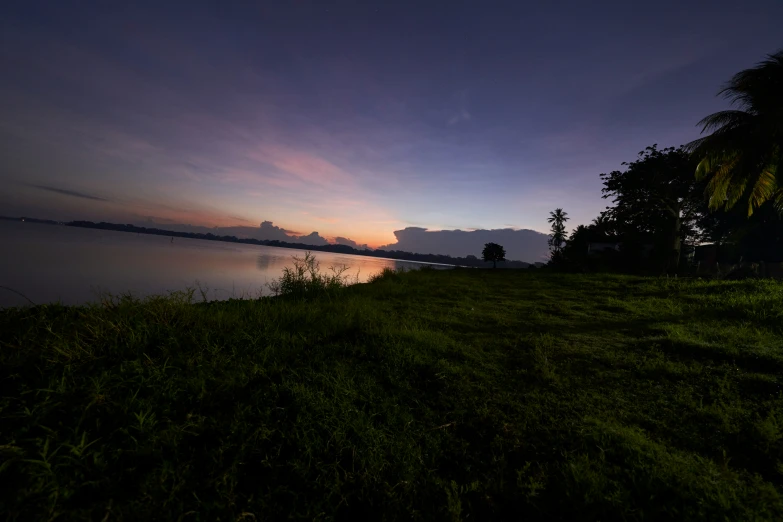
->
[[2, 268, 783, 520]]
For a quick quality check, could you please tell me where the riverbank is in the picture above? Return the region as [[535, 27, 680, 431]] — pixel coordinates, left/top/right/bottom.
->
[[2, 269, 782, 520]]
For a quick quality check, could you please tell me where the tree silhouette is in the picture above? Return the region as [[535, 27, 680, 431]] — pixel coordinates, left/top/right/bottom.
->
[[547, 208, 569, 261], [601, 146, 705, 271], [591, 211, 618, 237], [687, 49, 783, 215], [482, 242, 506, 268]]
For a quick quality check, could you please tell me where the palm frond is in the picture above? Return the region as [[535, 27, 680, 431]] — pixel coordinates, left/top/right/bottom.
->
[[695, 110, 752, 134], [703, 154, 744, 210], [747, 163, 778, 216], [692, 49, 782, 213], [773, 191, 783, 215], [689, 122, 756, 158], [696, 151, 739, 182], [684, 136, 707, 153], [723, 171, 750, 211], [719, 49, 783, 111]]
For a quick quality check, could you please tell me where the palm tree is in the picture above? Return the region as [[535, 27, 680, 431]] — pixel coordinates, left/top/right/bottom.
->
[[547, 208, 569, 259], [687, 50, 783, 216]]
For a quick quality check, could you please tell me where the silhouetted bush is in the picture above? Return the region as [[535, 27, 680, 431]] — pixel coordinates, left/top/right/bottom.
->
[[367, 267, 405, 283], [267, 252, 356, 297]]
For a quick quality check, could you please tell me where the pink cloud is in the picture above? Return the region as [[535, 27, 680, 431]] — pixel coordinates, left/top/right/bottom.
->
[[246, 143, 352, 186]]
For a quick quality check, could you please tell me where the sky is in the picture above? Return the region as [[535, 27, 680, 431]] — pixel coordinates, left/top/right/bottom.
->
[[1, 0, 782, 255]]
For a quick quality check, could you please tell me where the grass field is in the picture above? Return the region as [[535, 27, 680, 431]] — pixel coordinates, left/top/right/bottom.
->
[[2, 267, 783, 520]]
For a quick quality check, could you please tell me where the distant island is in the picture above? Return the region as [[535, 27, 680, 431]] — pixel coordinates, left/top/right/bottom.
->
[[0, 216, 541, 268]]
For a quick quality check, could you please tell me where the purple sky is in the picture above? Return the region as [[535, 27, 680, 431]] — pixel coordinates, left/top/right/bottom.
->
[[1, 0, 781, 250]]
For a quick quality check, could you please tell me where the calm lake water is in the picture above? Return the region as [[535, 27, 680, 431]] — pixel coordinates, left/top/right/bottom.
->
[[0, 221, 447, 308]]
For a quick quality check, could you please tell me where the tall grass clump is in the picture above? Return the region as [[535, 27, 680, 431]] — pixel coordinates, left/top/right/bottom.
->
[[367, 266, 407, 284], [267, 252, 357, 297]]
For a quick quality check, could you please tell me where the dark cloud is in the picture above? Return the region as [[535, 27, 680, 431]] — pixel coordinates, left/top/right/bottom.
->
[[380, 227, 550, 262], [334, 236, 369, 250], [227, 222, 330, 245], [295, 232, 329, 246], [30, 184, 109, 202], [235, 221, 329, 245], [250, 221, 298, 242]]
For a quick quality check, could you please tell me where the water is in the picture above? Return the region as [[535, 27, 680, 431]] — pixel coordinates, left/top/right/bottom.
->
[[0, 221, 447, 307]]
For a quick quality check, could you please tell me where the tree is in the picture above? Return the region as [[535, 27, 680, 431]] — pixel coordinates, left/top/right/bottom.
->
[[590, 211, 618, 238], [687, 50, 783, 215], [601, 145, 705, 271], [482, 243, 506, 268], [547, 208, 569, 261], [560, 224, 591, 265], [557, 210, 626, 271]]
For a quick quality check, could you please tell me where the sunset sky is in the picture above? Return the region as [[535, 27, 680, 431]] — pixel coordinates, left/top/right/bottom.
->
[[2, 0, 781, 248]]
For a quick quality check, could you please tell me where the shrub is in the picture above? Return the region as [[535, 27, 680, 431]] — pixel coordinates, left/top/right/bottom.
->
[[267, 252, 356, 297], [367, 266, 406, 284]]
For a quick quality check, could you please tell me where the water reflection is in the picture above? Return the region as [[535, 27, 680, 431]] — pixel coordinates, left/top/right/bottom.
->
[[0, 221, 449, 307], [255, 253, 290, 272]]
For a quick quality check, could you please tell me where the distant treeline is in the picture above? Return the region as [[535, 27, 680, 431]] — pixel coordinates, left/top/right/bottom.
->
[[58, 220, 535, 268], [0, 216, 60, 225]]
